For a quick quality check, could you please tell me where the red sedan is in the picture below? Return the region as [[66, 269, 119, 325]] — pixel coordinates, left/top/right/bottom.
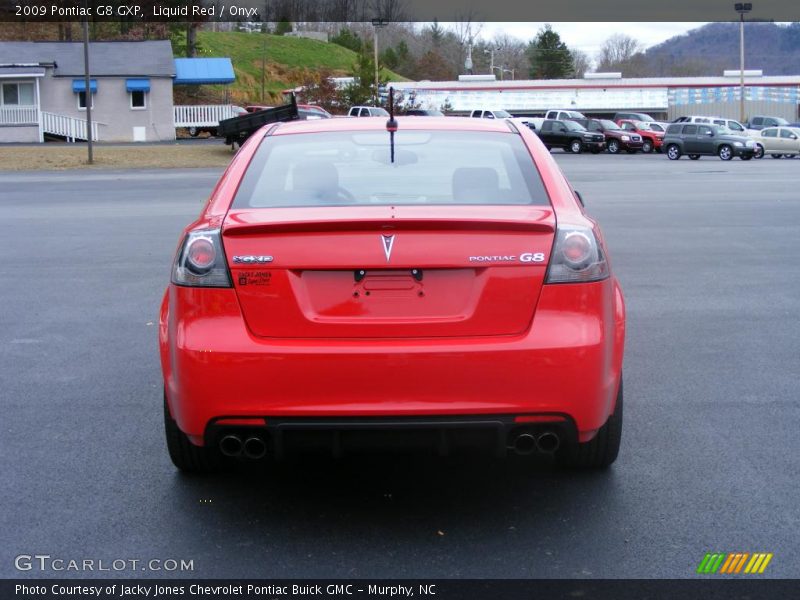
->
[[159, 116, 626, 472]]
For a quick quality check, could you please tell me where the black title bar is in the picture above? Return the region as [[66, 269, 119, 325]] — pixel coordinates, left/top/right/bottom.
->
[[1, 0, 800, 23]]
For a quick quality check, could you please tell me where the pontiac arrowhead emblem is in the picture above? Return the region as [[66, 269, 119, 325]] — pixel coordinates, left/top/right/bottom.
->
[[381, 234, 396, 262]]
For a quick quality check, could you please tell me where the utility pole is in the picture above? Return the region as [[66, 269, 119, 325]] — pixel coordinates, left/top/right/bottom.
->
[[82, 10, 93, 164], [371, 19, 388, 106], [735, 2, 752, 123], [261, 33, 266, 103]]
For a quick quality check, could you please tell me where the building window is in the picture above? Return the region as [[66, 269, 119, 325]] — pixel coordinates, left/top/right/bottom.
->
[[130, 90, 146, 110], [1, 82, 35, 106], [77, 91, 94, 110]]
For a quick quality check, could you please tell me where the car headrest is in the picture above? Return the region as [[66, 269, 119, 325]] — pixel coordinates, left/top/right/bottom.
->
[[452, 167, 500, 202]]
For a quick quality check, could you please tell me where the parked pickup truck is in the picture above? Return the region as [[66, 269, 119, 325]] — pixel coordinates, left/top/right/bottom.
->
[[218, 96, 300, 145], [572, 118, 643, 154], [470, 109, 513, 119], [617, 119, 664, 153], [535, 119, 605, 153]]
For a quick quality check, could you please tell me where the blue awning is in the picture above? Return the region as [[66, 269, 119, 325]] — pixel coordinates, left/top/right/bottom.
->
[[174, 58, 235, 85], [72, 79, 98, 93], [126, 78, 151, 92]]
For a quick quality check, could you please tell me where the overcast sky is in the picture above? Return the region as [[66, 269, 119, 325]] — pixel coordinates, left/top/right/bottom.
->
[[450, 22, 709, 61]]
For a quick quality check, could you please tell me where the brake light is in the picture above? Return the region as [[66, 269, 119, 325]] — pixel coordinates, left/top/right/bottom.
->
[[171, 229, 232, 287], [545, 225, 609, 284]]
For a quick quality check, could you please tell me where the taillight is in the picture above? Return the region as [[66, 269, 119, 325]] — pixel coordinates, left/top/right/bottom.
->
[[545, 225, 609, 284], [171, 229, 232, 287]]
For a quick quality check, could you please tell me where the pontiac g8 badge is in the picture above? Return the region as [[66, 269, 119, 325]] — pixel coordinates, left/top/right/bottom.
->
[[381, 234, 396, 262]]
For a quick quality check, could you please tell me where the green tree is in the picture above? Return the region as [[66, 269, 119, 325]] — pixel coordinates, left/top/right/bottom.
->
[[331, 28, 362, 52], [275, 19, 293, 36], [427, 19, 445, 47], [526, 24, 573, 79], [342, 45, 384, 106], [381, 47, 399, 70]]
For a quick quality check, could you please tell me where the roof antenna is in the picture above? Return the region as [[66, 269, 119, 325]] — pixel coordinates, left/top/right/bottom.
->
[[385, 86, 398, 163]]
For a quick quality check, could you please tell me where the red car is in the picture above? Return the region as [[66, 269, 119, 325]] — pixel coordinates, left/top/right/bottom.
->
[[159, 117, 626, 472], [617, 119, 665, 153]]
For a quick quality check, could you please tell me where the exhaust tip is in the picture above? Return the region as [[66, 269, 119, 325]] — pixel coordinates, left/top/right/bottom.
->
[[219, 435, 243, 457], [536, 431, 561, 453], [243, 436, 267, 459], [512, 433, 537, 455]]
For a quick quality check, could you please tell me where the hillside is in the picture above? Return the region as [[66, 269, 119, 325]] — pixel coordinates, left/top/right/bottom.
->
[[643, 22, 800, 76], [177, 31, 404, 105]]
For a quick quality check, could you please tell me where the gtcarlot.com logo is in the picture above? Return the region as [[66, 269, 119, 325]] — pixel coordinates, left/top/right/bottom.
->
[[697, 552, 773, 575], [14, 554, 194, 572]]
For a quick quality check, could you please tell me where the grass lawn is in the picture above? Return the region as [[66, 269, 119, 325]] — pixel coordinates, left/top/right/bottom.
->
[[185, 32, 405, 104], [0, 144, 234, 171]]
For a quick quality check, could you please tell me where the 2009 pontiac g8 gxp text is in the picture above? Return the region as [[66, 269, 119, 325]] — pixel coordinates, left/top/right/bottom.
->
[[159, 116, 625, 473]]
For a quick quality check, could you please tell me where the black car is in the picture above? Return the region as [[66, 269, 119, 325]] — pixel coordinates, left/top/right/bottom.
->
[[535, 119, 605, 154], [662, 123, 756, 161]]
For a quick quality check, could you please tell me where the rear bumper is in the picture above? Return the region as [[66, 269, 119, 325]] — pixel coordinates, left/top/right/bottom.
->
[[208, 414, 578, 458], [583, 141, 606, 151], [160, 279, 625, 446]]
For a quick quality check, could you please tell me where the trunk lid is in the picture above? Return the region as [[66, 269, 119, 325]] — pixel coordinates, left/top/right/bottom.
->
[[223, 205, 555, 339]]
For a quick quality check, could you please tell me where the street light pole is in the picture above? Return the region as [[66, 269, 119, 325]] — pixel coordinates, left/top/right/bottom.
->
[[735, 2, 752, 123], [371, 19, 388, 106]]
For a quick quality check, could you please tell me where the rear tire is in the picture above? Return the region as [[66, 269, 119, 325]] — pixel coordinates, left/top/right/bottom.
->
[[666, 144, 681, 160], [558, 379, 623, 469], [771, 153, 783, 159], [754, 145, 764, 159], [164, 393, 220, 474], [570, 139, 583, 154], [642, 140, 653, 153], [689, 154, 701, 160]]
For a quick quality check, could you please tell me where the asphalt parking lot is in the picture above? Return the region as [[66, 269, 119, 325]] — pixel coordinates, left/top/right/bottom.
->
[[1, 153, 798, 579]]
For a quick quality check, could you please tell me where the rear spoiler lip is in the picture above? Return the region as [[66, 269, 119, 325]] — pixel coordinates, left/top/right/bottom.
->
[[222, 215, 555, 236]]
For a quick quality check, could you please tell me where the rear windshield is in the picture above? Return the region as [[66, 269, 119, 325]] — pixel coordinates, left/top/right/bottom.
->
[[233, 130, 550, 207]]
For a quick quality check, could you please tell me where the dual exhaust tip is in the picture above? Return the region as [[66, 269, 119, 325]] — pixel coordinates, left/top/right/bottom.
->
[[219, 434, 267, 459], [511, 431, 561, 455]]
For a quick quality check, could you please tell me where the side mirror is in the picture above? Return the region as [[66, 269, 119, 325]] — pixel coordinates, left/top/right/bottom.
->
[[791, 135, 798, 140], [574, 190, 585, 207]]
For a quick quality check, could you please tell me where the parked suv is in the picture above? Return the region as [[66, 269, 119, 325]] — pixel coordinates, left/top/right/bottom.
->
[[536, 119, 605, 153], [746, 115, 790, 131], [545, 109, 586, 121], [613, 111, 656, 123], [662, 123, 756, 161], [470, 109, 513, 119], [348, 106, 390, 117], [673, 115, 747, 134], [572, 118, 643, 154]]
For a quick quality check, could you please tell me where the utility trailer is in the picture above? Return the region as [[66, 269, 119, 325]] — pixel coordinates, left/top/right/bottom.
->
[[218, 95, 299, 146]]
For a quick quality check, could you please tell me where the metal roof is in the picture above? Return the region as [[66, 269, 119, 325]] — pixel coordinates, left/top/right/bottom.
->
[[389, 74, 800, 91], [0, 41, 175, 77], [174, 58, 235, 85], [0, 66, 45, 76]]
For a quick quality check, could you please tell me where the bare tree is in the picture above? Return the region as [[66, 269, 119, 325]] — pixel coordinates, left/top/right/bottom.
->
[[596, 34, 643, 71], [571, 49, 592, 77]]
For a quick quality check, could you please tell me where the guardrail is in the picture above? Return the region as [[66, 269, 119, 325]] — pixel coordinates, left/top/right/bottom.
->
[[174, 104, 236, 127]]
